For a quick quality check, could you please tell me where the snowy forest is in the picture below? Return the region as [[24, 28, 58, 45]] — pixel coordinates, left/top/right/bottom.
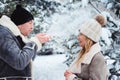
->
[[0, 0, 120, 80]]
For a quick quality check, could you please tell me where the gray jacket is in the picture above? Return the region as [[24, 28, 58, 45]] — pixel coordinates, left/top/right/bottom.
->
[[73, 52, 108, 80], [0, 24, 37, 80]]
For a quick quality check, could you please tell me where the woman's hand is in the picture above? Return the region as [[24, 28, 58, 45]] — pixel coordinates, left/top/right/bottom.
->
[[36, 33, 51, 44], [64, 70, 73, 80]]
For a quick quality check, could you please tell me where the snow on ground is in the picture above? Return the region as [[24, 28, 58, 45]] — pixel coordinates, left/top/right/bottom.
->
[[33, 54, 68, 80]]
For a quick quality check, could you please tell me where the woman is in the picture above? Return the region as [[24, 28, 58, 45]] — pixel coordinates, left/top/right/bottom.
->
[[64, 14, 108, 80]]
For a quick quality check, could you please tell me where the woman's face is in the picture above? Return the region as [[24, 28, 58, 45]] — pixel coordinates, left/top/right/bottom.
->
[[77, 33, 87, 47], [18, 20, 34, 36]]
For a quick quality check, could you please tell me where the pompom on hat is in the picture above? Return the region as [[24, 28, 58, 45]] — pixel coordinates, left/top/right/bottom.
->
[[80, 14, 107, 42], [10, 5, 34, 25]]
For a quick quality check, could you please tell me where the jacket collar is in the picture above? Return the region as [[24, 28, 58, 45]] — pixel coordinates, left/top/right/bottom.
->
[[0, 15, 21, 36], [0, 15, 29, 43], [81, 42, 101, 64]]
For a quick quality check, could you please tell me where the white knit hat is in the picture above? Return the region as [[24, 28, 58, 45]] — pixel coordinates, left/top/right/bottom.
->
[[80, 14, 107, 42]]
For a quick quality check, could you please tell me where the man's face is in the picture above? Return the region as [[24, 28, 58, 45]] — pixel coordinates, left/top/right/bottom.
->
[[18, 20, 34, 36]]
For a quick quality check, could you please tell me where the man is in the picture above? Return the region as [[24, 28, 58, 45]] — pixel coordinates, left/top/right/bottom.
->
[[0, 5, 50, 80]]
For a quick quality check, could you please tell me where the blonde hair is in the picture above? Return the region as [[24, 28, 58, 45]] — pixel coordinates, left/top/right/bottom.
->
[[75, 37, 95, 66]]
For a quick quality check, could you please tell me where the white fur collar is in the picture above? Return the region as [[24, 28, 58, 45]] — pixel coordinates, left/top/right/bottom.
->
[[0, 15, 29, 43], [81, 42, 101, 64], [0, 15, 21, 36]]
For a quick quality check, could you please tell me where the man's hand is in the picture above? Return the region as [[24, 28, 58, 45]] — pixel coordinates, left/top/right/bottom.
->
[[36, 33, 51, 44]]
